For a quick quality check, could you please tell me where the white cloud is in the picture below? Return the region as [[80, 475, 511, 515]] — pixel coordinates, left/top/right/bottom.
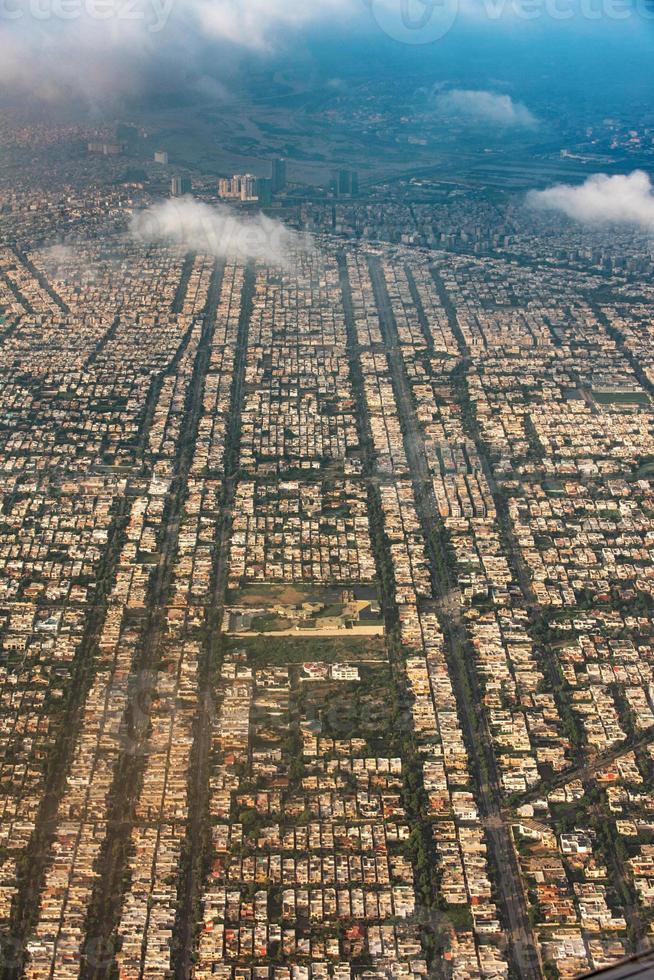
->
[[39, 243, 77, 276], [0, 0, 639, 107], [0, 9, 161, 104], [129, 197, 311, 265], [433, 89, 538, 128], [0, 0, 357, 104], [191, 0, 352, 51], [527, 170, 654, 230]]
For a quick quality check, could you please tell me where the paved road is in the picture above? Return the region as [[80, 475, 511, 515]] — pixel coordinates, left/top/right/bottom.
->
[[79, 260, 226, 980], [175, 262, 255, 980], [368, 256, 543, 980]]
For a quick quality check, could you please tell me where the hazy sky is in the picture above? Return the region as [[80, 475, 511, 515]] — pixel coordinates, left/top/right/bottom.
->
[[1, 0, 653, 112]]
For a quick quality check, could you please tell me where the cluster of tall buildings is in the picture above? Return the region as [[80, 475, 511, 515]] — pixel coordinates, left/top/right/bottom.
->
[[165, 157, 359, 208], [218, 173, 269, 203], [218, 159, 286, 205], [333, 169, 359, 197], [168, 158, 358, 208]]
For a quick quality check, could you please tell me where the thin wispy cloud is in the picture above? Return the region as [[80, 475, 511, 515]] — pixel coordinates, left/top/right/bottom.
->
[[433, 89, 538, 128], [0, 0, 640, 108], [129, 197, 311, 266], [0, 9, 165, 104], [0, 0, 356, 105], [191, 0, 352, 51], [527, 171, 654, 230]]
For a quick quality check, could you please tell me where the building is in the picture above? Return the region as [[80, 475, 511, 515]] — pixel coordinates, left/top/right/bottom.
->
[[255, 177, 272, 206], [271, 158, 286, 193], [171, 176, 192, 197], [154, 151, 169, 165], [240, 174, 257, 201], [335, 169, 359, 197], [218, 174, 259, 202], [87, 141, 124, 156]]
